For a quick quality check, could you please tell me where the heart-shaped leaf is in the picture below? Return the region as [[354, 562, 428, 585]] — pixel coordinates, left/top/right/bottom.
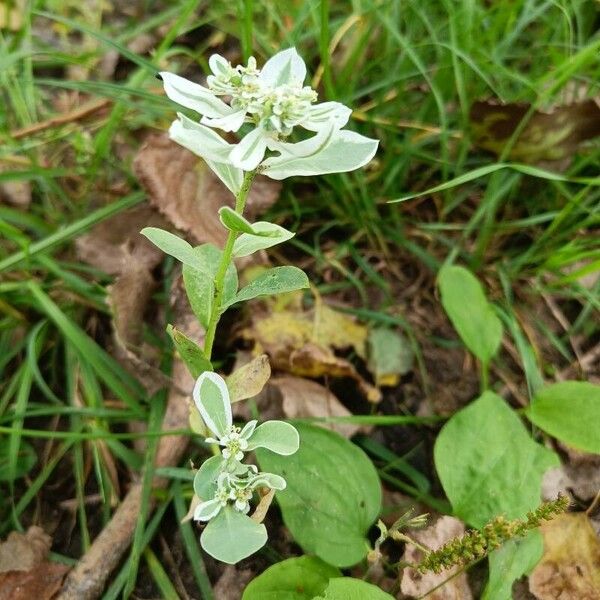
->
[[434, 391, 558, 527], [256, 423, 381, 567]]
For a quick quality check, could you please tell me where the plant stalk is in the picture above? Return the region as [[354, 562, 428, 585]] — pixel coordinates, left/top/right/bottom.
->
[[203, 170, 256, 360]]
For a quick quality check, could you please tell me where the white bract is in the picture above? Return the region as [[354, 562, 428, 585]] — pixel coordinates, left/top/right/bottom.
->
[[160, 47, 378, 191], [192, 372, 298, 524]]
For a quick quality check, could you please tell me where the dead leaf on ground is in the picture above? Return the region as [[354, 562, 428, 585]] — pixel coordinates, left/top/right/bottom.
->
[[241, 293, 381, 402], [133, 133, 281, 246], [272, 375, 365, 438], [542, 456, 600, 503], [529, 512, 600, 600], [226, 354, 271, 403], [470, 97, 600, 167], [400, 516, 473, 600], [0, 526, 69, 600]]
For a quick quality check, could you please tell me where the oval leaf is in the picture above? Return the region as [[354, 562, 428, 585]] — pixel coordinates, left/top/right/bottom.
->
[[140, 227, 198, 269], [193, 455, 224, 500], [315, 577, 394, 600], [242, 556, 340, 600], [226, 266, 309, 307], [232, 222, 295, 258], [192, 372, 232, 438], [246, 421, 299, 455], [166, 325, 212, 378], [256, 423, 382, 567], [226, 354, 271, 403], [200, 506, 267, 564], [218, 206, 257, 235], [434, 391, 558, 527], [438, 264, 503, 364], [527, 381, 600, 454]]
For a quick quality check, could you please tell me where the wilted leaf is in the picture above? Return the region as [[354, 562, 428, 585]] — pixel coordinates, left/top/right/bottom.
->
[[273, 375, 364, 438], [400, 516, 473, 600], [529, 513, 600, 599], [226, 354, 271, 403], [470, 97, 600, 166], [133, 133, 280, 246], [367, 328, 413, 386]]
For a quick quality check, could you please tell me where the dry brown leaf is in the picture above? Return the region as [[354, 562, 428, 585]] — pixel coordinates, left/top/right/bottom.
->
[[133, 133, 281, 246], [0, 527, 51, 573], [542, 457, 600, 503], [529, 512, 600, 599], [273, 375, 363, 438], [400, 516, 473, 600], [243, 298, 381, 402], [470, 97, 600, 166], [251, 488, 275, 523]]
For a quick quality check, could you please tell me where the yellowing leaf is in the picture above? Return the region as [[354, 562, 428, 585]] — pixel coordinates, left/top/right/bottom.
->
[[226, 354, 271, 403]]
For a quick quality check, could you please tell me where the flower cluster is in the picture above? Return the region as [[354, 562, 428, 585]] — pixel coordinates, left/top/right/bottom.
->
[[159, 47, 378, 189], [191, 372, 298, 523]]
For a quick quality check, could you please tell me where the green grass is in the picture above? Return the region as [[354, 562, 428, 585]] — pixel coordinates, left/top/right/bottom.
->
[[0, 0, 598, 597]]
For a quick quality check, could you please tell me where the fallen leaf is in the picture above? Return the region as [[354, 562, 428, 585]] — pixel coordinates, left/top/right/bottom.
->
[[0, 527, 51, 573], [251, 489, 276, 523], [542, 456, 600, 503], [273, 375, 364, 438], [133, 133, 281, 246], [367, 328, 413, 387], [226, 354, 271, 403], [313, 300, 367, 359], [470, 97, 600, 166], [400, 516, 474, 600], [529, 512, 600, 599]]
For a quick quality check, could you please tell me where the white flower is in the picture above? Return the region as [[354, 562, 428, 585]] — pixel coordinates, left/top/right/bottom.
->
[[160, 48, 378, 185]]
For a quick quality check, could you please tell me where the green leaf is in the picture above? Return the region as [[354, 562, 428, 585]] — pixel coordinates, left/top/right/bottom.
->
[[256, 423, 382, 567], [246, 421, 299, 455], [242, 556, 340, 600], [482, 532, 543, 600], [232, 222, 295, 258], [200, 506, 267, 564], [182, 244, 238, 328], [193, 455, 223, 500], [367, 328, 413, 386], [192, 372, 232, 439], [315, 578, 394, 600], [526, 381, 600, 454], [0, 439, 36, 481], [140, 227, 198, 269], [226, 266, 309, 307], [166, 325, 212, 378], [438, 264, 503, 364], [434, 391, 558, 527], [218, 206, 258, 235]]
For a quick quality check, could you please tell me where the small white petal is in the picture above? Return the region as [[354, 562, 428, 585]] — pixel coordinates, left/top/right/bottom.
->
[[259, 48, 307, 87], [160, 72, 234, 118], [229, 127, 269, 170]]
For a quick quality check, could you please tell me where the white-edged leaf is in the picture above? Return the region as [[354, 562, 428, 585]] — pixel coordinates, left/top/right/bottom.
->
[[194, 498, 222, 522], [303, 101, 352, 132], [249, 472, 287, 490], [205, 158, 243, 195], [232, 221, 295, 258], [225, 266, 309, 307], [160, 71, 233, 118], [140, 227, 198, 268], [218, 206, 257, 235], [192, 372, 232, 438], [229, 127, 268, 171], [200, 506, 268, 564], [201, 108, 247, 133], [193, 455, 224, 500], [259, 47, 306, 87], [267, 122, 336, 159], [261, 130, 378, 180], [246, 420, 299, 455]]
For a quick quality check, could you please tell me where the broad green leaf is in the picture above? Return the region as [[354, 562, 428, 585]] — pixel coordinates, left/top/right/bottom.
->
[[246, 421, 299, 455], [192, 372, 232, 438], [226, 354, 271, 403], [256, 423, 382, 567], [434, 391, 558, 527], [242, 556, 340, 600], [438, 264, 503, 365], [482, 532, 543, 600], [232, 222, 295, 258], [315, 578, 394, 600], [0, 439, 36, 481], [200, 506, 267, 564], [182, 244, 237, 328], [367, 328, 413, 386], [527, 381, 600, 454], [219, 206, 257, 235], [166, 325, 212, 378], [226, 266, 309, 307], [140, 227, 199, 269], [193, 455, 223, 500]]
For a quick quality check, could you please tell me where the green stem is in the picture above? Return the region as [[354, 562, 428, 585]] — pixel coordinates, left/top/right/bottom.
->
[[203, 170, 256, 360], [480, 360, 490, 392]]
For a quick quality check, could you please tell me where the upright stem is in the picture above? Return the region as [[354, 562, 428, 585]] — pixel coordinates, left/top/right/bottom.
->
[[203, 170, 256, 360]]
